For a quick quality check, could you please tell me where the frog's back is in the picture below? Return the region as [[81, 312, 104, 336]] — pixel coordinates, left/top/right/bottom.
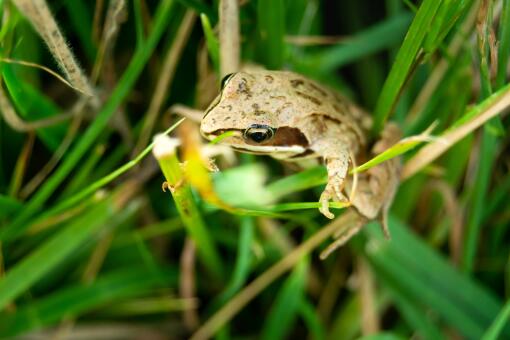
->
[[262, 70, 372, 141]]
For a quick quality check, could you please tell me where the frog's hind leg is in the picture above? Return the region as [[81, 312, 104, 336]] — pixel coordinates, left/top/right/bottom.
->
[[348, 123, 401, 238], [320, 211, 368, 259]]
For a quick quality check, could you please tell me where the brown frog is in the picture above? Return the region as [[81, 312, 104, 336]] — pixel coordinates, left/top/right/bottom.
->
[[200, 70, 400, 234]]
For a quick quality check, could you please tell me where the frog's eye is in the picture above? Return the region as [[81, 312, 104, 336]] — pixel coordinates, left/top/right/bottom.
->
[[243, 124, 275, 143], [220, 73, 235, 89]]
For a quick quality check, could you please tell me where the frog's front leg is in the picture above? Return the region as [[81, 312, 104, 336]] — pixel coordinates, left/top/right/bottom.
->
[[311, 139, 351, 219]]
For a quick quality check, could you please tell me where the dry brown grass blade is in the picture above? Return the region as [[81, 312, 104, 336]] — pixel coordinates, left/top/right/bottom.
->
[[189, 211, 358, 340], [12, 0, 96, 99], [402, 85, 510, 179], [0, 58, 90, 95], [92, 0, 106, 44], [133, 11, 197, 156], [219, 0, 240, 78], [8, 132, 34, 197], [358, 257, 380, 335], [19, 114, 83, 199], [0, 85, 76, 131], [285, 35, 351, 45], [168, 104, 204, 123], [91, 0, 127, 84], [180, 237, 200, 331], [428, 180, 464, 266]]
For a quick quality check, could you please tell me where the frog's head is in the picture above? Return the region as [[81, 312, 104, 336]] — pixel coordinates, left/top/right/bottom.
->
[[200, 71, 310, 159]]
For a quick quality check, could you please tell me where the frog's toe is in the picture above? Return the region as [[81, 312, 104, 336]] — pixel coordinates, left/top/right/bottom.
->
[[319, 200, 335, 219], [319, 192, 335, 219]]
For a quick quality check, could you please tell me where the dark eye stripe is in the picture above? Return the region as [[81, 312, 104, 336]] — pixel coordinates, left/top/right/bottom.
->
[[221, 73, 236, 89]]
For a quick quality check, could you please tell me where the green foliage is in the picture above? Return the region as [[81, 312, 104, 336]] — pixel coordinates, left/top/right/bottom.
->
[[0, 0, 509, 339]]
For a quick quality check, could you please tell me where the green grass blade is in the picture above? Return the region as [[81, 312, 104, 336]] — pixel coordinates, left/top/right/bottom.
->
[[213, 217, 254, 305], [200, 13, 220, 73], [1, 63, 65, 150], [373, 0, 443, 133], [299, 299, 326, 340], [257, 0, 285, 69], [0, 194, 118, 310], [364, 217, 507, 339], [261, 258, 307, 340], [154, 137, 223, 278], [2, 0, 175, 241], [34, 118, 184, 222], [461, 130, 498, 273], [268, 201, 349, 212], [481, 299, 510, 340], [266, 166, 327, 199], [0, 195, 22, 219], [384, 284, 446, 340], [133, 0, 145, 48], [351, 134, 433, 174], [0, 267, 177, 337], [296, 13, 412, 73]]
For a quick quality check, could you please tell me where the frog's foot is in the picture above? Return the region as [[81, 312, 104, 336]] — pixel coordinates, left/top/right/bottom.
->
[[205, 158, 219, 172], [319, 179, 348, 219], [161, 180, 183, 193]]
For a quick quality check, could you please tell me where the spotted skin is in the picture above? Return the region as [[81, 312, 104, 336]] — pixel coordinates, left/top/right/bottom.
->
[[200, 70, 399, 223]]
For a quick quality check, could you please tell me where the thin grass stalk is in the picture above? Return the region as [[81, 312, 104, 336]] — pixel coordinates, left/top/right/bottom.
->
[[190, 211, 359, 340], [11, 0, 96, 99], [153, 134, 223, 279], [402, 83, 510, 179], [133, 10, 196, 156], [2, 0, 175, 242], [219, 0, 240, 78]]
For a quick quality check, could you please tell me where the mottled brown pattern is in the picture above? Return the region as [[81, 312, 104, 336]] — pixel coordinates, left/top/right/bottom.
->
[[307, 114, 328, 134], [199, 69, 398, 223], [290, 79, 304, 88], [308, 82, 328, 97], [270, 95, 287, 101], [295, 91, 322, 106], [237, 78, 250, 95], [333, 104, 346, 116]]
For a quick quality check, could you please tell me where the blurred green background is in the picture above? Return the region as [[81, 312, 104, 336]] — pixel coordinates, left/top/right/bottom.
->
[[0, 0, 509, 339]]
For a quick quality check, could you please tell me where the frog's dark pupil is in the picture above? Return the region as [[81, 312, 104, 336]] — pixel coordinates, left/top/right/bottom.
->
[[243, 124, 275, 143], [249, 131, 268, 143]]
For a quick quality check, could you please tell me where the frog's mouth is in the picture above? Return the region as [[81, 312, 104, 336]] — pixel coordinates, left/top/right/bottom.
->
[[203, 127, 311, 157], [231, 144, 307, 155]]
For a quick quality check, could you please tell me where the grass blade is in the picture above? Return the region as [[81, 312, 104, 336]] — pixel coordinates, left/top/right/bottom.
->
[[2, 0, 175, 241], [261, 258, 308, 340], [0, 267, 177, 337], [373, 0, 443, 133], [257, 0, 285, 69], [0, 191, 123, 310]]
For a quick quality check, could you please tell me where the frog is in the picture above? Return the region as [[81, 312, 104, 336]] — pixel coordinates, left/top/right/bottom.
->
[[200, 69, 400, 235]]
